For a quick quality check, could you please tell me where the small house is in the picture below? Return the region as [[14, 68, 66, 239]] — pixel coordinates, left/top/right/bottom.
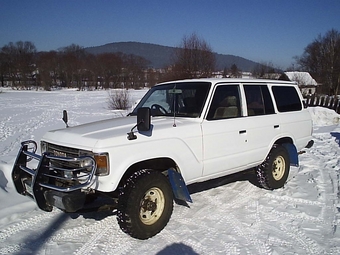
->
[[280, 71, 318, 96]]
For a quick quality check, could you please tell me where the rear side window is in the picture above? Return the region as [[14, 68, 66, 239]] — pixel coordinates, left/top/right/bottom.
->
[[272, 86, 302, 112], [244, 85, 275, 116]]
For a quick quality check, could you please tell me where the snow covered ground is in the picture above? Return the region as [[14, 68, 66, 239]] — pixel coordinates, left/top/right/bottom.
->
[[0, 88, 339, 255]]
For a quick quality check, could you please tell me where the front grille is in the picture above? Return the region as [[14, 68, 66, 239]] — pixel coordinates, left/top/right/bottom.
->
[[46, 143, 91, 170], [41, 142, 96, 189], [47, 143, 81, 158]]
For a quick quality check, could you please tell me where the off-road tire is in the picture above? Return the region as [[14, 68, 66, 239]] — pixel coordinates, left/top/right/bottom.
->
[[117, 170, 173, 239], [256, 145, 290, 190]]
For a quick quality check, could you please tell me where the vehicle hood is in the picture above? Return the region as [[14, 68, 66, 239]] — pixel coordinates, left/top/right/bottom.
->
[[41, 116, 200, 152], [42, 116, 138, 150]]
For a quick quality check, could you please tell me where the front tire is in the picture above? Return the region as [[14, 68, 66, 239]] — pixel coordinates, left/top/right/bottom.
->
[[117, 170, 173, 239], [256, 145, 290, 190]]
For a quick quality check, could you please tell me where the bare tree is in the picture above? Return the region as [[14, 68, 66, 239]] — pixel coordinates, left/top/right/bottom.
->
[[122, 54, 149, 89], [36, 51, 59, 90], [252, 61, 277, 78], [169, 33, 216, 80], [58, 44, 86, 89], [96, 53, 124, 89], [297, 29, 340, 95], [1, 41, 37, 89], [0, 51, 10, 87], [107, 89, 131, 110]]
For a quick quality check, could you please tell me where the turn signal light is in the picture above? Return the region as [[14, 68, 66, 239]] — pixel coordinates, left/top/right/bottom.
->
[[94, 154, 109, 176]]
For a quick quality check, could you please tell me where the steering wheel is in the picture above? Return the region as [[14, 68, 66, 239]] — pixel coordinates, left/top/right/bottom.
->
[[151, 104, 168, 115]]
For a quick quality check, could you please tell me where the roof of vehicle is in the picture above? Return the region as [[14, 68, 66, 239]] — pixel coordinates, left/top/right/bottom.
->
[[157, 78, 297, 86]]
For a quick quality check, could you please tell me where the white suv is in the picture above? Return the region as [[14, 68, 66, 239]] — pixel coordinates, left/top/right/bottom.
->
[[12, 78, 313, 239]]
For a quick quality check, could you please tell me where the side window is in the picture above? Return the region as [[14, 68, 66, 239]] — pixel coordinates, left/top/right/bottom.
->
[[207, 85, 241, 120], [272, 86, 302, 112], [244, 85, 275, 116]]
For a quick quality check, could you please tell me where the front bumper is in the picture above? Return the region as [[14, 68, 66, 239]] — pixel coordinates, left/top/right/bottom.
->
[[11, 140, 97, 212]]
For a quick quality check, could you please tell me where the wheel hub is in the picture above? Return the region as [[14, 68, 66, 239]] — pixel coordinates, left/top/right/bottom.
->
[[142, 199, 157, 212]]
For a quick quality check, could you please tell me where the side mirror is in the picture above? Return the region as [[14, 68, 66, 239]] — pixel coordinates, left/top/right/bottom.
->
[[137, 107, 151, 131], [127, 107, 151, 140]]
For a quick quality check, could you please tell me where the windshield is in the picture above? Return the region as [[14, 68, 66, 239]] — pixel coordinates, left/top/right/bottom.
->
[[131, 82, 211, 117]]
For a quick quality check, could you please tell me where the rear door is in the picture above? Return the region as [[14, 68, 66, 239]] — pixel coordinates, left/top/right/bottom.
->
[[242, 84, 281, 163]]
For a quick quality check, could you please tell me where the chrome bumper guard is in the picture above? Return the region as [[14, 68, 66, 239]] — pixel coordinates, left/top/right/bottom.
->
[[12, 140, 97, 212]]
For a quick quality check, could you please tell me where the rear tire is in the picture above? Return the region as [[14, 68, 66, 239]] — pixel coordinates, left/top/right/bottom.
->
[[256, 145, 290, 190], [117, 170, 173, 239]]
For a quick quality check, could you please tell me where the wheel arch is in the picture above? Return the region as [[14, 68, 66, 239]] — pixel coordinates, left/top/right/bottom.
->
[[118, 157, 179, 187], [274, 136, 293, 145], [273, 137, 298, 167], [118, 157, 192, 203]]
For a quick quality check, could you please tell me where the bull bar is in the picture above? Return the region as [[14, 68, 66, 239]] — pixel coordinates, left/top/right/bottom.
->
[[11, 140, 97, 212]]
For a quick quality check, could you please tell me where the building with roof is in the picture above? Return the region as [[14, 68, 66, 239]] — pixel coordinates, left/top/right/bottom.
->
[[280, 71, 319, 96]]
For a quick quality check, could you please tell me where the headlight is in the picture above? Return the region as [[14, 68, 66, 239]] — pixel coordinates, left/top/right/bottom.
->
[[80, 158, 94, 170], [94, 153, 109, 176]]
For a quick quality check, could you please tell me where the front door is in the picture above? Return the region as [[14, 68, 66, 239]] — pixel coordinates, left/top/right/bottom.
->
[[202, 84, 249, 177]]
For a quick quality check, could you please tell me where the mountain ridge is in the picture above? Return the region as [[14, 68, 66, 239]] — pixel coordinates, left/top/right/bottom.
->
[[85, 41, 260, 71]]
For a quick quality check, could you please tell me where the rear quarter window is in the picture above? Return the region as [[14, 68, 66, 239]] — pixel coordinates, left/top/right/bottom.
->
[[272, 86, 302, 112]]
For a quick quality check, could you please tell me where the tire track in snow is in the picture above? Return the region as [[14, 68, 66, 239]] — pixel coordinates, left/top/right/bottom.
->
[[189, 182, 271, 255], [0, 209, 61, 254], [0, 109, 54, 157], [264, 193, 323, 206], [223, 188, 272, 255], [0, 244, 23, 255], [259, 203, 325, 254], [0, 209, 60, 242], [0, 117, 12, 142], [73, 216, 116, 255], [44, 212, 136, 255]]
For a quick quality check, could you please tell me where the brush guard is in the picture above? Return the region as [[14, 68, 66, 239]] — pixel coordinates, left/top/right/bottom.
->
[[12, 140, 97, 212]]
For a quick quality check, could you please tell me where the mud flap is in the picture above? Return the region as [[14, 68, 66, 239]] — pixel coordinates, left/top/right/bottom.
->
[[168, 169, 192, 203], [282, 143, 299, 167]]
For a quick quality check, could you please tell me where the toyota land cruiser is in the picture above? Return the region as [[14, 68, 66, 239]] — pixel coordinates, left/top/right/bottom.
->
[[12, 78, 313, 239]]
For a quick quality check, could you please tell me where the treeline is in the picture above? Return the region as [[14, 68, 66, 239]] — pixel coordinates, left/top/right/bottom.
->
[[2, 29, 339, 93], [0, 42, 166, 90], [0, 34, 236, 91]]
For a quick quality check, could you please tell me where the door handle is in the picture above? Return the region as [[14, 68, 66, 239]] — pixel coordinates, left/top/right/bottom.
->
[[239, 130, 247, 134], [274, 125, 280, 129]]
